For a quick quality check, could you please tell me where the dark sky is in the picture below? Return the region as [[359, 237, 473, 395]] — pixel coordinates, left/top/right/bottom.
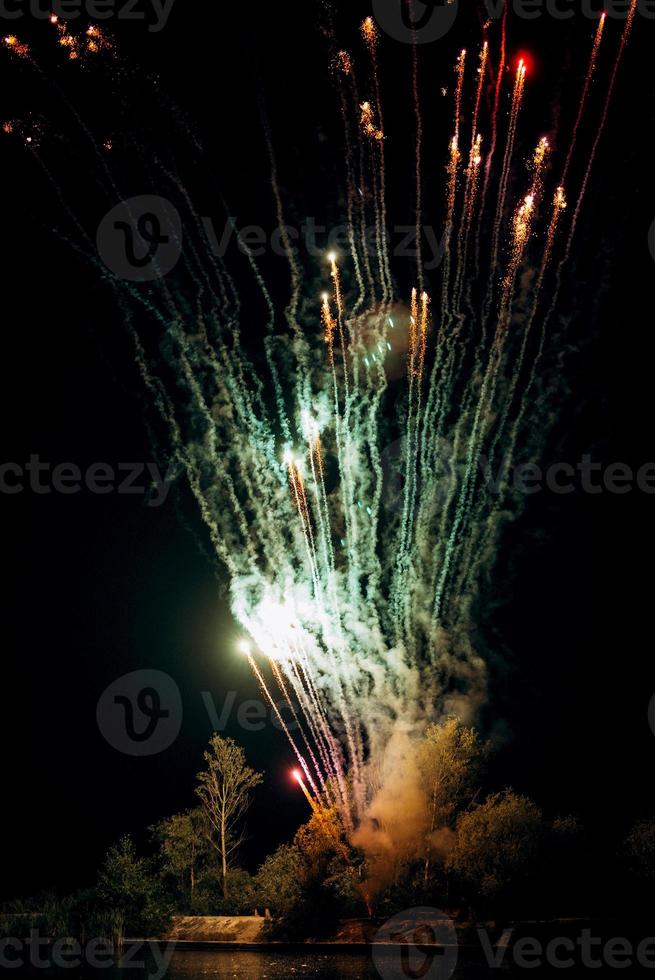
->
[[1, 0, 654, 901]]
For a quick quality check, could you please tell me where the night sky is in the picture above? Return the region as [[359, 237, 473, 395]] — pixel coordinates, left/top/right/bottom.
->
[[1, 0, 654, 903]]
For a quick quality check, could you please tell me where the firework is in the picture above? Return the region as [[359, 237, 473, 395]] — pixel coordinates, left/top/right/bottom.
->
[[8, 10, 638, 861]]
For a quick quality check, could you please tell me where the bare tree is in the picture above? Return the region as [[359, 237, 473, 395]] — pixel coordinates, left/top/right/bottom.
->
[[195, 734, 263, 899]]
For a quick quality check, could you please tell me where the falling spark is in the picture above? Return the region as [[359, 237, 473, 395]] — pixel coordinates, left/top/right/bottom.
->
[[13, 10, 638, 854]]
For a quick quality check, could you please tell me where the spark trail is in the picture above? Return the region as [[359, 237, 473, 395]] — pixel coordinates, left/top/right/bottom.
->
[[6, 10, 637, 859]]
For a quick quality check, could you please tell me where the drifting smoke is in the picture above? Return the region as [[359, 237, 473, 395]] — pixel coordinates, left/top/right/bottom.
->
[[352, 725, 432, 894], [3, 3, 637, 886]]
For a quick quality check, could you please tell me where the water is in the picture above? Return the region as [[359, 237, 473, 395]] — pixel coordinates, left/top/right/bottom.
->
[[17, 948, 502, 979], [97, 949, 499, 979], [158, 950, 379, 978]]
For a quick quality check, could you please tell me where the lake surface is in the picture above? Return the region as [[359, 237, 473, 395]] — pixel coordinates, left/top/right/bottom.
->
[[159, 950, 380, 978], [93, 949, 505, 979], [18, 947, 509, 979]]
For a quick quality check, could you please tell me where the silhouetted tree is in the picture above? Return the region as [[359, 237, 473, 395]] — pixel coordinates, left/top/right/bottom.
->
[[195, 735, 263, 899]]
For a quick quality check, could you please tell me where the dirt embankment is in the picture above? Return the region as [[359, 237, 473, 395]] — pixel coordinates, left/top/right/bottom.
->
[[162, 916, 271, 944]]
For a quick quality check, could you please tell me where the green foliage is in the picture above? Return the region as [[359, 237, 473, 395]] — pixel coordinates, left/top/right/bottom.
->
[[0, 892, 71, 940], [256, 809, 366, 939], [447, 790, 545, 911], [150, 807, 212, 906], [418, 717, 487, 831], [0, 889, 135, 945], [97, 835, 172, 938], [2, 726, 607, 934], [191, 867, 258, 915], [255, 844, 305, 916]]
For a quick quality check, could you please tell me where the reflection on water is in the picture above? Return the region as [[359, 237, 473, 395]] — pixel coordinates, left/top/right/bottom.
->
[[122, 949, 500, 980], [22, 947, 509, 979], [148, 951, 379, 979]]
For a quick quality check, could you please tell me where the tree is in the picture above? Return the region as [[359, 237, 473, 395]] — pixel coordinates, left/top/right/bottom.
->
[[194, 867, 258, 915], [255, 845, 304, 916], [255, 814, 364, 939], [446, 790, 544, 912], [294, 807, 349, 870], [417, 718, 486, 882], [150, 808, 211, 901], [97, 835, 171, 942], [195, 735, 263, 899]]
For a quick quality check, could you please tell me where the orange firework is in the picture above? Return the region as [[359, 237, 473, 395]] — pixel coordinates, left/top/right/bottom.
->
[[4, 34, 29, 57], [336, 50, 352, 76], [532, 136, 549, 176], [406, 288, 429, 382], [359, 101, 384, 142], [470, 41, 487, 155], [418, 291, 429, 381], [500, 192, 535, 306], [329, 253, 343, 317], [328, 253, 350, 391], [361, 16, 378, 52], [553, 185, 567, 214], [454, 50, 466, 138], [409, 287, 419, 378], [529, 137, 550, 204], [321, 293, 337, 360], [489, 57, 527, 282], [287, 457, 310, 528], [311, 431, 324, 482]]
